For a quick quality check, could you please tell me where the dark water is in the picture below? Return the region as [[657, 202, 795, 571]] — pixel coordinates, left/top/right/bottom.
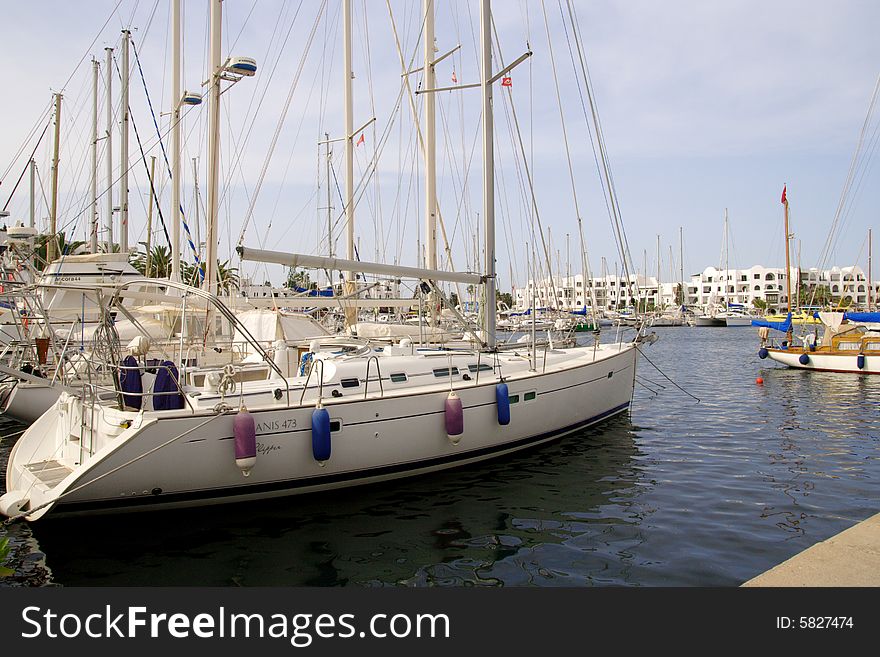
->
[[1, 328, 878, 587]]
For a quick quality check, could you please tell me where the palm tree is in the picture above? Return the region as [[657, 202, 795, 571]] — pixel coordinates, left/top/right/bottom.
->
[[130, 245, 172, 278], [34, 231, 87, 266]]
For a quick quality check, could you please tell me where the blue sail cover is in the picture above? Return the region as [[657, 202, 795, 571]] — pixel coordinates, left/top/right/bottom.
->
[[570, 306, 588, 316], [751, 312, 792, 332], [844, 312, 880, 323], [292, 286, 334, 297]]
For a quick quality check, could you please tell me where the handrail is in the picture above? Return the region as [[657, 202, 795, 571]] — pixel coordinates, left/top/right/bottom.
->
[[106, 361, 195, 414], [364, 355, 384, 399], [299, 358, 325, 406]]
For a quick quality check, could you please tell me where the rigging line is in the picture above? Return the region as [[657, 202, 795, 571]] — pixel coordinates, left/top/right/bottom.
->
[[1, 121, 52, 213], [236, 0, 325, 248], [635, 346, 701, 403], [57, 0, 127, 94], [228, 0, 260, 52], [229, 0, 302, 191], [540, 0, 599, 324], [0, 102, 53, 184], [490, 18, 559, 310], [816, 73, 880, 275], [130, 37, 200, 268], [559, 0, 640, 312], [566, 2, 639, 308], [115, 45, 172, 250]]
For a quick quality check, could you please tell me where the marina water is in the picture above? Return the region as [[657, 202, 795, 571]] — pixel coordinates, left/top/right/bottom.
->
[[1, 328, 877, 586]]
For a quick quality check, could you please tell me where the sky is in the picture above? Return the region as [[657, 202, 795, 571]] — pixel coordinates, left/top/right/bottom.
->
[[1, 0, 879, 292]]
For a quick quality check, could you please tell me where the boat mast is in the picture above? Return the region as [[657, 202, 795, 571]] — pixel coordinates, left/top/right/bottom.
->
[[105, 46, 114, 249], [869, 228, 873, 312], [679, 226, 684, 309], [424, 0, 438, 325], [28, 159, 36, 229], [204, 0, 222, 295], [48, 92, 62, 263], [782, 185, 793, 340], [656, 234, 660, 310], [90, 58, 99, 254], [170, 0, 182, 281], [120, 29, 130, 254], [724, 208, 729, 309], [343, 0, 356, 312], [480, 0, 496, 348]]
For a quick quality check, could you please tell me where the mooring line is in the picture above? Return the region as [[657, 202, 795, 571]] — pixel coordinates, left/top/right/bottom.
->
[[636, 346, 701, 403]]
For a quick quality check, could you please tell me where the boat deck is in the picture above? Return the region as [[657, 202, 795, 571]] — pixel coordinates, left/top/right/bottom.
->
[[25, 460, 74, 488]]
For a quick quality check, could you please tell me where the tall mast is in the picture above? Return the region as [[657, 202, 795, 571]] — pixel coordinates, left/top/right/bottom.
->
[[204, 0, 222, 295], [120, 29, 130, 254], [170, 0, 182, 280], [869, 228, 873, 312], [679, 226, 684, 308], [105, 47, 114, 249], [28, 159, 36, 229], [782, 185, 793, 342], [343, 0, 355, 292], [48, 92, 62, 263], [424, 0, 438, 325], [90, 58, 99, 253], [325, 132, 333, 290], [656, 234, 660, 309], [724, 208, 729, 308], [480, 0, 496, 348], [424, 0, 437, 273]]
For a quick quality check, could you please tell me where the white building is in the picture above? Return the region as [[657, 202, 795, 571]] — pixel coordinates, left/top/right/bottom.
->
[[515, 264, 880, 313]]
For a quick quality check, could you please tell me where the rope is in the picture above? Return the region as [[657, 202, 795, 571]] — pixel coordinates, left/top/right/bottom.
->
[[635, 345, 700, 402], [3, 409, 230, 525], [130, 38, 199, 272]]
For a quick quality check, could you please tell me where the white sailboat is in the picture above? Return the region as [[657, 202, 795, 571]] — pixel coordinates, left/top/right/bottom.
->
[[1, 0, 640, 521]]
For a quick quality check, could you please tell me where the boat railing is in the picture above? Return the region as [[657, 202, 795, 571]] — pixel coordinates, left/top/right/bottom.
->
[[299, 358, 325, 405], [363, 355, 384, 399], [87, 360, 197, 414]]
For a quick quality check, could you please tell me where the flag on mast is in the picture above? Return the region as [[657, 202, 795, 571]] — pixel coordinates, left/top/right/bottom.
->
[[501, 76, 512, 87], [451, 70, 457, 83], [781, 185, 787, 205], [356, 133, 365, 147]]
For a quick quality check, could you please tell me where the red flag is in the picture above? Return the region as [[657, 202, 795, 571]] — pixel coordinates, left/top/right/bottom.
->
[[356, 133, 365, 147], [501, 76, 512, 87], [451, 70, 457, 83], [781, 185, 787, 204]]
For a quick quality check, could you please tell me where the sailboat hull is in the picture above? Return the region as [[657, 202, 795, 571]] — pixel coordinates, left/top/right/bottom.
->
[[2, 344, 638, 519], [764, 348, 880, 373]]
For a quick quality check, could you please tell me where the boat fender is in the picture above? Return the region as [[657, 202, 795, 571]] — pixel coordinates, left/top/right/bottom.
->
[[233, 405, 257, 476], [445, 391, 464, 444], [496, 382, 511, 426], [758, 348, 769, 360], [119, 355, 143, 410], [312, 405, 331, 462], [798, 353, 810, 365], [858, 354, 866, 370], [0, 491, 29, 518], [153, 361, 185, 410]]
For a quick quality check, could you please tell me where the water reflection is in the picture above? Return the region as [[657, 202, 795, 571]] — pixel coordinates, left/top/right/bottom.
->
[[2, 329, 879, 587], [28, 416, 642, 587]]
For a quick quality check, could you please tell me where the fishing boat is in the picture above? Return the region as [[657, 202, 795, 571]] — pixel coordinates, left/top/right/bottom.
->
[[0, 0, 641, 521]]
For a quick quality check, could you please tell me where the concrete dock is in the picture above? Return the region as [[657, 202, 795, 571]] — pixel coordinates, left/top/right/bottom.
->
[[743, 512, 880, 587]]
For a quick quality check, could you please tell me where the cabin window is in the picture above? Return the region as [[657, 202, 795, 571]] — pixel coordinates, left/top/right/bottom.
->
[[329, 420, 342, 432], [524, 391, 537, 402], [433, 367, 460, 378], [837, 342, 860, 351], [467, 364, 493, 373], [864, 342, 880, 351], [340, 378, 360, 388], [390, 372, 407, 383], [508, 394, 520, 404]]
